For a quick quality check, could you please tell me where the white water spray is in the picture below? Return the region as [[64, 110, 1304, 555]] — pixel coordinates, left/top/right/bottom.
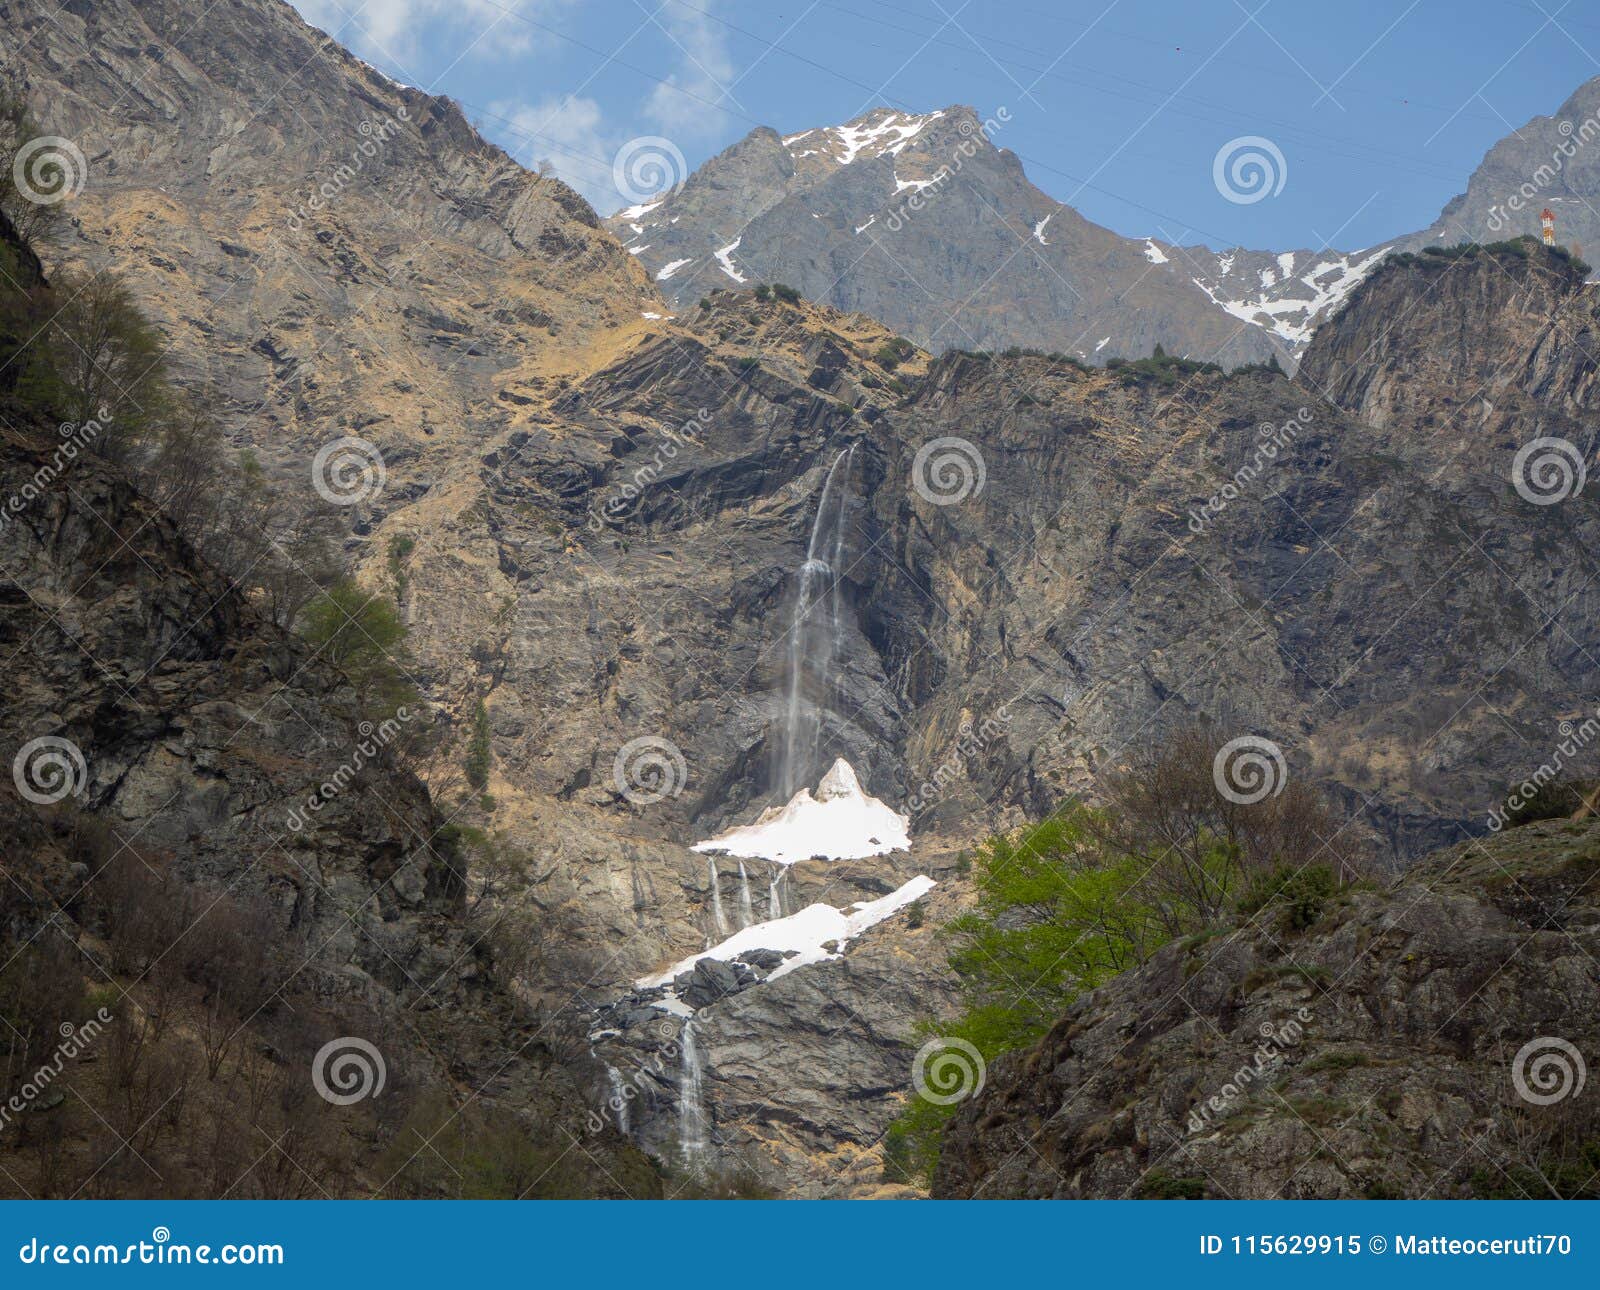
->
[[768, 865, 784, 919], [678, 1019, 709, 1172], [737, 860, 754, 928], [708, 858, 728, 935], [779, 445, 856, 797]]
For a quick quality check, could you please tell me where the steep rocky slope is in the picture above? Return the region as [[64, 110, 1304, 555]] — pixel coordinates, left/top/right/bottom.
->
[[2, 0, 657, 499], [934, 816, 1600, 1199], [10, 0, 1600, 1197], [607, 105, 1367, 369], [1405, 74, 1600, 255], [0, 398, 654, 1196]]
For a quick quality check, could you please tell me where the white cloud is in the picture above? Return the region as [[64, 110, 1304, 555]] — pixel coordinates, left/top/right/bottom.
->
[[641, 0, 741, 140], [495, 95, 625, 213], [291, 0, 545, 66]]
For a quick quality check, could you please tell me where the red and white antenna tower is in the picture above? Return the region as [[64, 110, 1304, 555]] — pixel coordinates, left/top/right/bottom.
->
[[1542, 207, 1556, 245]]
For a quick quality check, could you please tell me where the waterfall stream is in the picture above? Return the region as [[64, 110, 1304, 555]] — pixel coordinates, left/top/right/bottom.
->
[[768, 865, 784, 920], [678, 1019, 709, 1172], [606, 1065, 631, 1136], [737, 860, 754, 928], [778, 445, 856, 798], [708, 858, 728, 936]]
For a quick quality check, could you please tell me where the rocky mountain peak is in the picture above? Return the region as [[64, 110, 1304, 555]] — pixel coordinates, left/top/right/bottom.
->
[[779, 105, 958, 172]]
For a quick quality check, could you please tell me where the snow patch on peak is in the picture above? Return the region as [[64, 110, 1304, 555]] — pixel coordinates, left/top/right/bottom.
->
[[714, 238, 748, 283], [1144, 239, 1169, 264], [1190, 247, 1389, 346], [655, 257, 694, 282], [617, 198, 664, 222], [692, 758, 910, 864], [783, 109, 947, 166], [1034, 213, 1053, 245]]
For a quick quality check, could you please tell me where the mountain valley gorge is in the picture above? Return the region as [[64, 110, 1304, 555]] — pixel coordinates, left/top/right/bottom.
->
[[1, 0, 1598, 1201]]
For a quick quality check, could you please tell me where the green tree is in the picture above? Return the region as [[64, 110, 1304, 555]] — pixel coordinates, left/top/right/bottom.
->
[[464, 699, 492, 792], [36, 271, 169, 457], [297, 578, 415, 721]]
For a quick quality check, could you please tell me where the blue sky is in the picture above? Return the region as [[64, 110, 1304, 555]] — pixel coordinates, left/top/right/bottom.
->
[[289, 0, 1600, 251]]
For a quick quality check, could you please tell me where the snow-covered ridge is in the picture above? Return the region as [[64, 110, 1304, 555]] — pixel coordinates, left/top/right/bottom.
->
[[637, 874, 936, 991], [782, 109, 947, 167], [1188, 247, 1390, 346], [693, 758, 911, 864]]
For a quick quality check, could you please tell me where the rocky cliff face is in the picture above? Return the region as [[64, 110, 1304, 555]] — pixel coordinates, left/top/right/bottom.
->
[[1405, 74, 1600, 255], [2, 0, 657, 498], [933, 817, 1600, 1199], [606, 105, 1369, 370], [0, 398, 652, 1196], [11, 0, 1600, 1198]]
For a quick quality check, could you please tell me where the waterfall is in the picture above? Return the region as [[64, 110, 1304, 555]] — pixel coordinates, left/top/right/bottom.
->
[[768, 866, 783, 920], [737, 860, 754, 928], [779, 445, 856, 797], [678, 1019, 709, 1173], [606, 1065, 631, 1136], [708, 858, 728, 935]]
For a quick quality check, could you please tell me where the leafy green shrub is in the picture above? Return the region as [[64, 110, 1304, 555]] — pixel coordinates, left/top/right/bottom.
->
[[771, 282, 801, 304], [873, 337, 915, 369], [1237, 863, 1339, 930], [1136, 1171, 1206, 1199], [464, 699, 492, 792], [297, 578, 417, 722]]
